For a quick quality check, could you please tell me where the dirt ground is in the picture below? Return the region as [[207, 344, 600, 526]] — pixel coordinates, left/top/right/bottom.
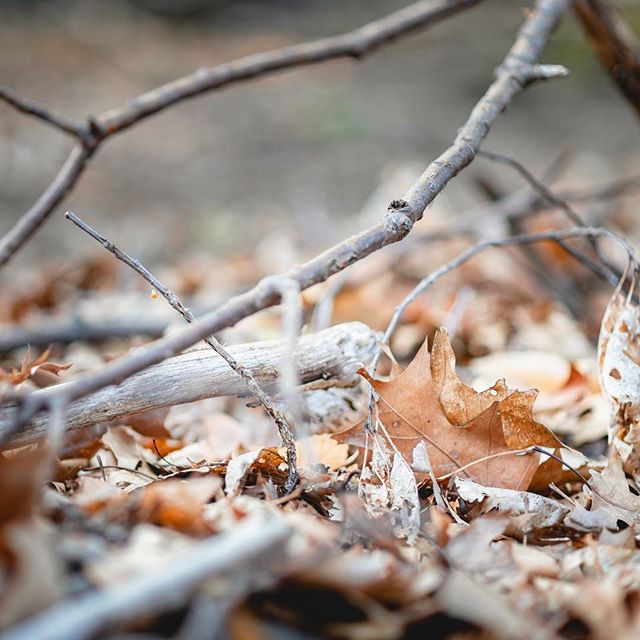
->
[[1, 0, 639, 279]]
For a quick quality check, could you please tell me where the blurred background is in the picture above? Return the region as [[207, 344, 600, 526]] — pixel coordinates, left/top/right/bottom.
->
[[0, 0, 639, 278]]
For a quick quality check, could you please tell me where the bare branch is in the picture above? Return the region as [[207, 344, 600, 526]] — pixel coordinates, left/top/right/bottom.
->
[[2, 515, 290, 640], [95, 0, 485, 136], [477, 148, 620, 284], [66, 211, 299, 492], [0, 316, 168, 353], [372, 225, 633, 371], [0, 145, 95, 266], [0, 85, 89, 141], [0, 0, 570, 441], [4, 165, 637, 354], [575, 0, 640, 117], [0, 0, 485, 267], [0, 322, 378, 446]]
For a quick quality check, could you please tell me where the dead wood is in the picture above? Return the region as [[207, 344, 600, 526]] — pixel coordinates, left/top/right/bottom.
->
[[0, 0, 571, 439], [0, 322, 377, 447], [0, 0, 485, 267], [1, 515, 290, 640], [575, 0, 640, 117]]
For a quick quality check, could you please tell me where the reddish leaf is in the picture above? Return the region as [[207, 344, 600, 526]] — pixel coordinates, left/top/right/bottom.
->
[[334, 329, 563, 491]]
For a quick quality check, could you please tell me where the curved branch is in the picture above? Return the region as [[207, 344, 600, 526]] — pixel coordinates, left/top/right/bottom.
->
[[0, 0, 570, 443], [0, 0, 484, 267], [95, 0, 484, 135], [0, 145, 95, 266], [0, 85, 89, 140]]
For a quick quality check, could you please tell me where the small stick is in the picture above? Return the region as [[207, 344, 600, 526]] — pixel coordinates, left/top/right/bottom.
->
[[575, 0, 640, 118], [2, 516, 290, 640], [478, 148, 620, 282], [370, 225, 634, 372], [65, 211, 298, 494], [0, 85, 89, 141]]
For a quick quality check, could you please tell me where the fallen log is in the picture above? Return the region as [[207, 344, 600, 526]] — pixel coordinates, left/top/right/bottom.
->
[[0, 321, 377, 447]]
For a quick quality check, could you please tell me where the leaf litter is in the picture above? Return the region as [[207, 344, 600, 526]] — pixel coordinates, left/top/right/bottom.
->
[[4, 230, 640, 639]]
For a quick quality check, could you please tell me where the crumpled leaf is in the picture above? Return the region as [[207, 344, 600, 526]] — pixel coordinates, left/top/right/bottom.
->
[[571, 458, 640, 531], [334, 329, 563, 491], [0, 347, 72, 386], [456, 477, 569, 530], [597, 268, 640, 468], [225, 448, 289, 496]]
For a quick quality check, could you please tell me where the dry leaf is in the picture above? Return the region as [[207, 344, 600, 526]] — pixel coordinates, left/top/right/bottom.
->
[[470, 350, 572, 394], [72, 476, 127, 513], [136, 476, 220, 536], [455, 477, 569, 530], [0, 520, 63, 626], [86, 524, 193, 587], [0, 347, 72, 386], [0, 447, 53, 524], [584, 458, 640, 530], [334, 329, 562, 491], [597, 272, 640, 469], [292, 434, 350, 471]]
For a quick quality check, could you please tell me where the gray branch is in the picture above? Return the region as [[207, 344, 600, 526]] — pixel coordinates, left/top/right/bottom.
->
[[0, 0, 484, 267], [2, 515, 290, 640], [1, 0, 570, 442], [0, 321, 378, 446]]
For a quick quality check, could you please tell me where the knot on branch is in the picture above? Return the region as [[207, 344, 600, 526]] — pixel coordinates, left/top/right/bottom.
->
[[385, 208, 414, 240], [495, 61, 569, 86], [257, 275, 297, 306]]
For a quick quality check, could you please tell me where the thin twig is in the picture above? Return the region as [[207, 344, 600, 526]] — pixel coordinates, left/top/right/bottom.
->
[[0, 315, 169, 353], [0, 85, 90, 141], [478, 148, 620, 282], [0, 0, 485, 267], [65, 211, 299, 494], [478, 149, 588, 228], [0, 0, 571, 443], [371, 225, 633, 371]]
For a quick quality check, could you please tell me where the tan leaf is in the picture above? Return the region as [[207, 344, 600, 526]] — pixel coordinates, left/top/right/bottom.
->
[[0, 347, 72, 386], [586, 457, 640, 529], [334, 329, 564, 491], [136, 477, 220, 536], [597, 273, 640, 468]]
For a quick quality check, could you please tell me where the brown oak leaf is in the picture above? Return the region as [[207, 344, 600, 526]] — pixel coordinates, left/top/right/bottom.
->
[[333, 329, 564, 491], [0, 347, 72, 386]]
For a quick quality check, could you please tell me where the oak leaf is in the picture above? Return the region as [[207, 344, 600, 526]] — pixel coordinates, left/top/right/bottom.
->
[[0, 347, 71, 386], [333, 329, 563, 491]]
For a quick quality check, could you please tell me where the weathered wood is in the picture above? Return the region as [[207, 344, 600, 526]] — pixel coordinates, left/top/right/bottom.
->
[[575, 0, 640, 117], [0, 322, 377, 446]]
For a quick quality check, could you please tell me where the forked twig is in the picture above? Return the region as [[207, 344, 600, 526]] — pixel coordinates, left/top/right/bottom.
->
[[371, 225, 634, 372], [0, 0, 571, 443], [65, 211, 298, 494], [0, 0, 486, 267], [478, 148, 620, 283]]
